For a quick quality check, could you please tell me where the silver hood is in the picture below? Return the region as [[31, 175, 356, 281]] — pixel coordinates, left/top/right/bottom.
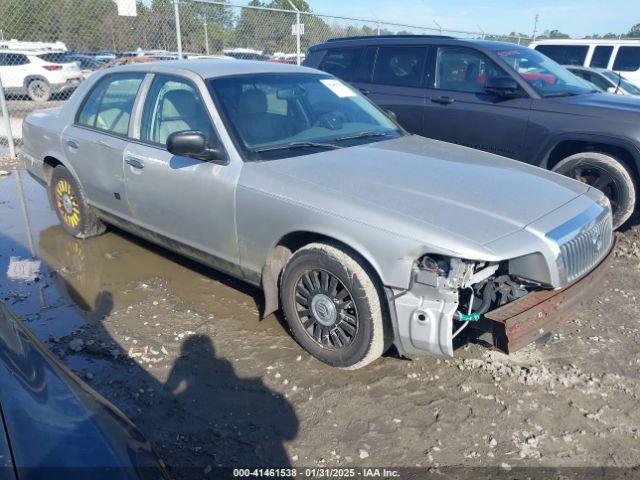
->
[[243, 135, 589, 247]]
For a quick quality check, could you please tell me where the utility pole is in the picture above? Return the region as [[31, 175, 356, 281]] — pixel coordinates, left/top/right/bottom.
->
[[173, 0, 183, 59], [203, 16, 210, 55], [286, 0, 301, 65], [532, 13, 539, 41]]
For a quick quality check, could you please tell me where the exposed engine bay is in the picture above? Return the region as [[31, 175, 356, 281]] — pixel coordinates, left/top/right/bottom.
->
[[390, 254, 549, 358]]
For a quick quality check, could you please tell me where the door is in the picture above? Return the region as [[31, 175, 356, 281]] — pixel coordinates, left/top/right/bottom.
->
[[124, 73, 241, 274], [0, 53, 30, 89], [424, 46, 532, 159], [61, 72, 145, 216], [365, 45, 429, 135]]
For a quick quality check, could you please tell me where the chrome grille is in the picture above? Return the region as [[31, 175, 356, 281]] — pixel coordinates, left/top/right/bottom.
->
[[559, 210, 613, 284]]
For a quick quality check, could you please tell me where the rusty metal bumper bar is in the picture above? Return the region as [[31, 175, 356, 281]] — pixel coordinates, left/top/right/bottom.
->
[[483, 242, 615, 354]]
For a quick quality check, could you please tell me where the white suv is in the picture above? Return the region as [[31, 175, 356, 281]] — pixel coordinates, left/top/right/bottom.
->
[[0, 50, 83, 102], [530, 39, 640, 88]]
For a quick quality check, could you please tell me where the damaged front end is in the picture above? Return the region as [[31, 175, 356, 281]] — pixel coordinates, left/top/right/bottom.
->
[[387, 243, 614, 359]]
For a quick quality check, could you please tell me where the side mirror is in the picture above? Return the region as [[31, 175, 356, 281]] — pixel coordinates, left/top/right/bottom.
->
[[385, 109, 398, 121], [166, 131, 224, 162], [485, 76, 520, 97]]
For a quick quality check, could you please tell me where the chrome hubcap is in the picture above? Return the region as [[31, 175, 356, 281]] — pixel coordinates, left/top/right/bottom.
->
[[294, 269, 359, 350], [311, 293, 338, 326], [62, 194, 73, 214]]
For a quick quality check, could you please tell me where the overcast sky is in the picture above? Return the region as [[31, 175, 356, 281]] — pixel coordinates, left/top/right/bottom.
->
[[262, 0, 640, 38]]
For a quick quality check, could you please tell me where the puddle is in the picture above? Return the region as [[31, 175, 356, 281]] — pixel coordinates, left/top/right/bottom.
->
[[0, 171, 280, 345]]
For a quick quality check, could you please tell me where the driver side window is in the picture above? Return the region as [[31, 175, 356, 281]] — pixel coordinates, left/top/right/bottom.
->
[[141, 74, 216, 147], [436, 47, 503, 93]]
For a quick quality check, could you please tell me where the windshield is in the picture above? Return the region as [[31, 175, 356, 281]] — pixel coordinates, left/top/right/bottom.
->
[[491, 46, 596, 97], [207, 73, 402, 159], [600, 70, 640, 95]]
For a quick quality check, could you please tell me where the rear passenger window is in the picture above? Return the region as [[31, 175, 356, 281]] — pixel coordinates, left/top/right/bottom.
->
[[3, 54, 29, 66], [77, 73, 144, 136], [319, 48, 364, 81], [613, 46, 640, 72], [372, 46, 427, 88], [590, 46, 613, 68], [534, 45, 588, 65]]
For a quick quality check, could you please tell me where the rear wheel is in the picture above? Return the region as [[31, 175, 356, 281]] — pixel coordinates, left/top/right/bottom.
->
[[280, 242, 388, 369], [552, 152, 636, 229], [49, 166, 106, 238], [26, 79, 51, 102]]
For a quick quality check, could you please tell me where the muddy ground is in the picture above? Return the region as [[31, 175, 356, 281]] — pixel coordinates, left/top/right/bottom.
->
[[1, 159, 639, 478]]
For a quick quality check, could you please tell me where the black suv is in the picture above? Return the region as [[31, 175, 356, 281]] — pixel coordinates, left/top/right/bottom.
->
[[305, 35, 640, 228]]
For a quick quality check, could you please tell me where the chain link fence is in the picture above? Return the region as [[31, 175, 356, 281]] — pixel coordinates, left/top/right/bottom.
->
[[0, 0, 541, 154]]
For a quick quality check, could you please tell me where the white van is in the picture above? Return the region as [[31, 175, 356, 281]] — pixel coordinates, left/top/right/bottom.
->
[[529, 39, 640, 87]]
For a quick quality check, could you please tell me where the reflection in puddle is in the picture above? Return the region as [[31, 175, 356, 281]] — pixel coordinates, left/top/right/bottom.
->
[[1, 171, 279, 344]]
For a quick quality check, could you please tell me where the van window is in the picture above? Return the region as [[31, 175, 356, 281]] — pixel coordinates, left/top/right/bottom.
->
[[372, 46, 427, 88], [613, 46, 640, 72], [534, 45, 588, 65], [319, 48, 364, 82], [590, 46, 613, 68]]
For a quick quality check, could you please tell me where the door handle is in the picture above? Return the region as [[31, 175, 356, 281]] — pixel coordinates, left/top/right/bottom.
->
[[66, 139, 79, 150], [431, 96, 455, 105], [359, 88, 370, 95], [125, 156, 144, 169]]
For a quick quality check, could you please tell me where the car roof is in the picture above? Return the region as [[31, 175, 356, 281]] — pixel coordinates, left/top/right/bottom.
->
[[531, 39, 640, 45], [308, 35, 524, 52], [0, 49, 60, 55], [119, 58, 319, 78], [567, 65, 606, 72]]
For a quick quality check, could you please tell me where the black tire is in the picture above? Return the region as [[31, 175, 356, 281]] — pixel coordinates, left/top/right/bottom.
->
[[552, 152, 636, 229], [49, 165, 106, 239], [280, 242, 389, 369], [26, 79, 51, 102]]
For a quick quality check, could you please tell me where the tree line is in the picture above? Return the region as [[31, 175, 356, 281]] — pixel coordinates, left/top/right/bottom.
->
[[0, 0, 638, 54]]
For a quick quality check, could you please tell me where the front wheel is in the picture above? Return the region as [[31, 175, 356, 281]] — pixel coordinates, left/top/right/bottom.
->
[[280, 242, 389, 369], [552, 152, 636, 229]]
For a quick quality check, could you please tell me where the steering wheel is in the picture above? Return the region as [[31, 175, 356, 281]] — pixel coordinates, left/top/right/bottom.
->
[[314, 111, 348, 130]]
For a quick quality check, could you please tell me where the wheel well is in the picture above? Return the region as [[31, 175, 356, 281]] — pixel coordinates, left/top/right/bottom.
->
[[547, 140, 637, 178], [42, 156, 63, 185], [260, 231, 383, 318]]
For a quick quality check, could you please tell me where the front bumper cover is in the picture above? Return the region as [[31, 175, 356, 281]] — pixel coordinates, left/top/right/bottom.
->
[[482, 240, 615, 354]]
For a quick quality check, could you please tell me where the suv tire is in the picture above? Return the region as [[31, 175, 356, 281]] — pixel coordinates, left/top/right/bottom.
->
[[280, 242, 389, 369], [552, 151, 636, 228], [49, 165, 106, 238], [26, 78, 52, 102]]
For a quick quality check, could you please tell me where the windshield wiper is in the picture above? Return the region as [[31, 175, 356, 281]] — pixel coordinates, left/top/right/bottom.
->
[[335, 131, 390, 142], [542, 92, 580, 98], [253, 141, 342, 153]]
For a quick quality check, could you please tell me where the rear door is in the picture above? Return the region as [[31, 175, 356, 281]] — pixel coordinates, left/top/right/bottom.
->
[[365, 45, 430, 135], [61, 72, 145, 217], [423, 46, 532, 159]]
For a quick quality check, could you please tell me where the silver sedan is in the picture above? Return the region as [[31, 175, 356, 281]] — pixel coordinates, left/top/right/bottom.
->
[[21, 59, 613, 369]]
